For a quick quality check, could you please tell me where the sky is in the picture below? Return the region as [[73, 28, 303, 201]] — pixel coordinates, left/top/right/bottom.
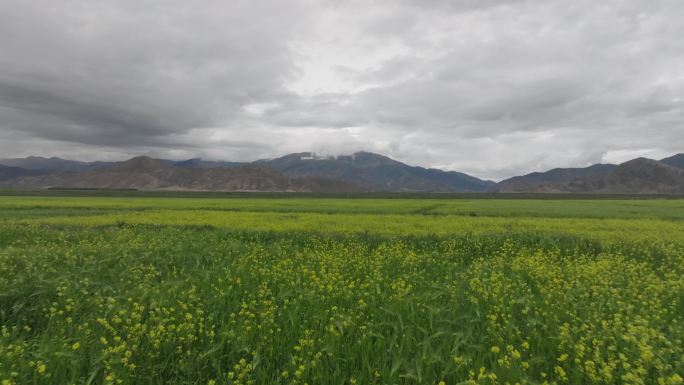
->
[[0, 0, 683, 180]]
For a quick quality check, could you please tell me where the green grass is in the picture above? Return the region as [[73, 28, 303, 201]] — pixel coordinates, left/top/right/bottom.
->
[[3, 196, 684, 219], [1, 195, 683, 385]]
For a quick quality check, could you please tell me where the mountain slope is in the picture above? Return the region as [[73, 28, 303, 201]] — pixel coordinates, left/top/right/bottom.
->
[[258, 152, 495, 192], [499, 158, 684, 194], [497, 163, 616, 192], [0, 156, 362, 193], [3, 152, 683, 194], [0, 164, 46, 181], [173, 158, 246, 168], [0, 156, 114, 172], [661, 154, 684, 169]]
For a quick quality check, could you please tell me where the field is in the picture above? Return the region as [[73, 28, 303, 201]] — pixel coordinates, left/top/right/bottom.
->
[[1, 195, 683, 385]]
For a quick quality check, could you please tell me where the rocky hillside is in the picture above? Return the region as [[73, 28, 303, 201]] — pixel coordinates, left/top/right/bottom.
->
[[258, 152, 496, 192], [498, 158, 684, 194], [3, 152, 683, 194], [0, 156, 362, 193], [497, 163, 616, 192], [0, 164, 45, 181], [0, 156, 114, 172], [661, 154, 684, 169]]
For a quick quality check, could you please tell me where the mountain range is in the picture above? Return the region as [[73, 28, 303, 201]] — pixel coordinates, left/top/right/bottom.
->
[[0, 156, 360, 193], [1, 151, 683, 194], [497, 157, 684, 194]]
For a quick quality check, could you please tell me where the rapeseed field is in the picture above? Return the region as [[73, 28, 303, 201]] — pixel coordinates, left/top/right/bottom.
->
[[0, 196, 682, 384]]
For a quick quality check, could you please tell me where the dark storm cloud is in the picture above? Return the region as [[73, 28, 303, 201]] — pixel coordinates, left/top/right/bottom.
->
[[0, 0, 302, 145], [1, 0, 683, 179]]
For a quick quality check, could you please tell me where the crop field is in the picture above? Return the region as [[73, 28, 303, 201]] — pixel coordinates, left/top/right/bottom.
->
[[1, 195, 683, 385]]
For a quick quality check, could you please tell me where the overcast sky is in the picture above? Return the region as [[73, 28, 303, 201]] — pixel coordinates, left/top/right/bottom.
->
[[1, 0, 683, 180]]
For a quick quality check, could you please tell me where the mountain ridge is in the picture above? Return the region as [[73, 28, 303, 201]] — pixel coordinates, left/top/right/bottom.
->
[[661, 153, 684, 169], [498, 157, 684, 194], [0, 156, 362, 193], [0, 164, 47, 181], [0, 156, 115, 172], [1, 152, 683, 194], [258, 151, 496, 193], [497, 163, 617, 192]]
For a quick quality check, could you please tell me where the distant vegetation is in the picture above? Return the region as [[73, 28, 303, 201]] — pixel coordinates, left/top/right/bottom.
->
[[1, 195, 683, 384]]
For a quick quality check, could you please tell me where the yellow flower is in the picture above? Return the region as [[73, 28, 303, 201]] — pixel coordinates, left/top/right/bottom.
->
[[554, 366, 567, 381], [491, 346, 500, 354], [37, 364, 46, 374], [72, 342, 81, 350]]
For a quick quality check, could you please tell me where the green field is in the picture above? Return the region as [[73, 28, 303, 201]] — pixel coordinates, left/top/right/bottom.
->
[[1, 196, 683, 385]]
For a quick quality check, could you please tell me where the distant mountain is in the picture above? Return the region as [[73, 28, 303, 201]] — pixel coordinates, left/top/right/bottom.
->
[[661, 154, 684, 169], [108, 156, 174, 172], [0, 156, 361, 193], [498, 158, 684, 194], [0, 156, 114, 172], [0, 164, 46, 181], [1, 155, 246, 172], [497, 163, 616, 192], [257, 152, 496, 192], [173, 158, 246, 168], [2, 152, 683, 194]]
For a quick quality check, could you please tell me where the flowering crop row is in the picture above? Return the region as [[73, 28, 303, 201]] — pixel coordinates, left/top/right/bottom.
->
[[0, 197, 682, 384]]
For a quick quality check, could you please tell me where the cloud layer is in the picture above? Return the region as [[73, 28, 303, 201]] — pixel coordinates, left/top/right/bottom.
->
[[1, 0, 683, 180]]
